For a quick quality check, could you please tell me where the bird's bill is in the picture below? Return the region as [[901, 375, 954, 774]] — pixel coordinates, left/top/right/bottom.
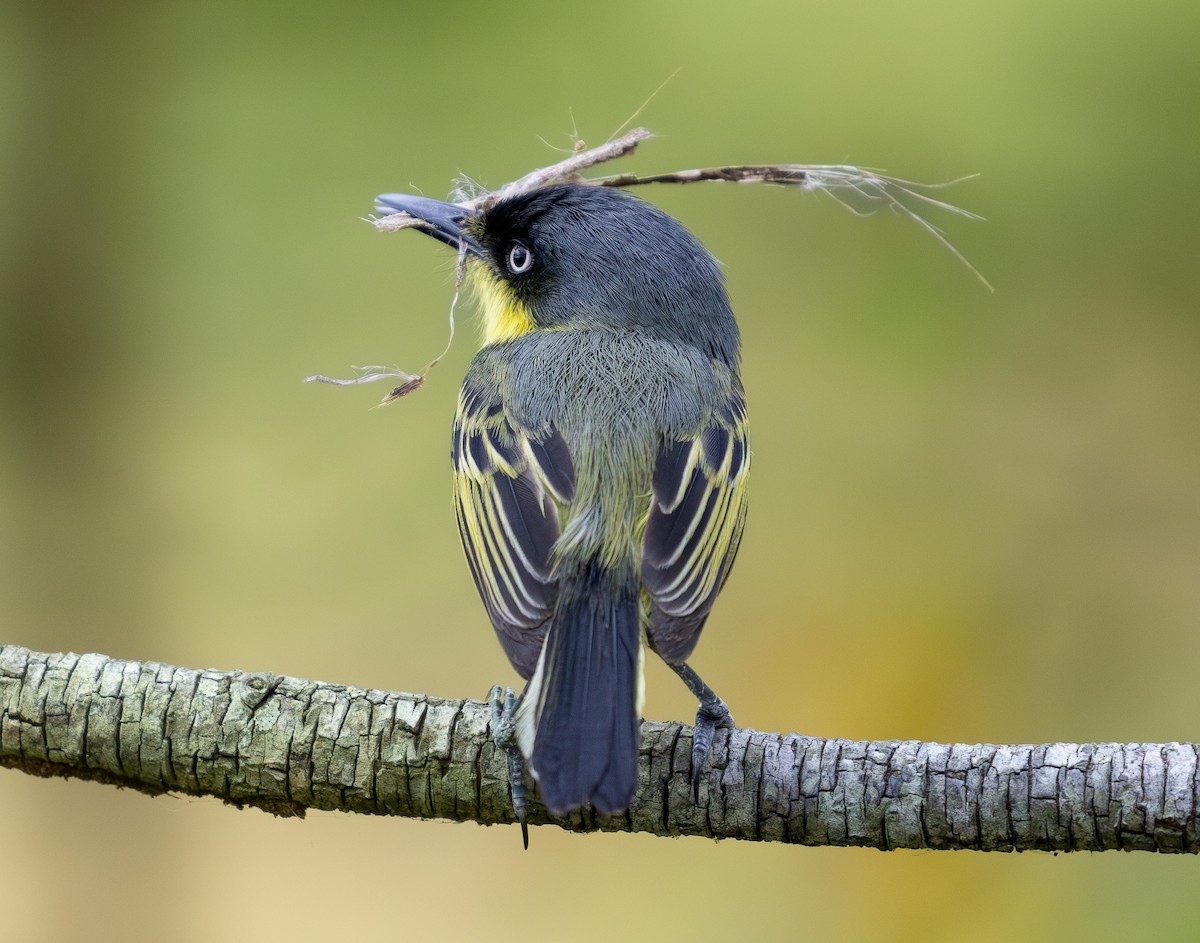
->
[[373, 193, 482, 254]]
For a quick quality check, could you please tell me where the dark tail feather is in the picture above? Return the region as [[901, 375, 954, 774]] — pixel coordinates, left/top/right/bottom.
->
[[525, 565, 641, 815]]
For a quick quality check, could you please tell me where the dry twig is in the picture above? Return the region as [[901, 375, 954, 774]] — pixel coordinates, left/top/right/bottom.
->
[[370, 126, 989, 287]]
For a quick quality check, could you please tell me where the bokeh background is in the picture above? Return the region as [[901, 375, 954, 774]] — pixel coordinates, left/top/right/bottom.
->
[[3, 2, 1198, 940]]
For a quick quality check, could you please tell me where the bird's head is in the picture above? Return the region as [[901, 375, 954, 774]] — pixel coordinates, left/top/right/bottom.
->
[[374, 184, 738, 366]]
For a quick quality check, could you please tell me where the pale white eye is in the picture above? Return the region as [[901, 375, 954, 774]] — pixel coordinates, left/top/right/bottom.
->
[[506, 242, 533, 274]]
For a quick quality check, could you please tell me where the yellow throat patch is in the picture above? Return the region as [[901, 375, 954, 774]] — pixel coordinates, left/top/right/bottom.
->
[[468, 260, 536, 346]]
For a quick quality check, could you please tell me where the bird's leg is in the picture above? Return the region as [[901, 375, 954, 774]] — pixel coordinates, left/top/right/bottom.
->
[[667, 662, 735, 801], [488, 684, 529, 849]]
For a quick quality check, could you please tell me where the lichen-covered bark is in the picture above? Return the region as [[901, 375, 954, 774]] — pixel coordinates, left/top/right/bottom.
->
[[2, 645, 1196, 851]]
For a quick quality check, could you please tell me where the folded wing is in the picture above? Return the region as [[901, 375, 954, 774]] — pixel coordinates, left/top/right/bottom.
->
[[642, 393, 750, 663], [453, 384, 576, 679]]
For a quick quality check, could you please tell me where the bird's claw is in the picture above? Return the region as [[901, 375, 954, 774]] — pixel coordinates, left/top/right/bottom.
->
[[664, 662, 734, 802], [489, 684, 529, 849], [690, 700, 734, 802]]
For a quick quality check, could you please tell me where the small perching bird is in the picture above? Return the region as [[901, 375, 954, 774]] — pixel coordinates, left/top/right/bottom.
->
[[374, 183, 748, 826]]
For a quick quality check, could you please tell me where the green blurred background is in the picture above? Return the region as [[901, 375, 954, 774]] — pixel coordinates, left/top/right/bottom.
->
[[2, 1, 1198, 940]]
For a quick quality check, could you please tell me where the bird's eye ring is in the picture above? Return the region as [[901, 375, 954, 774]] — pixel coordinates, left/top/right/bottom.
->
[[506, 242, 534, 274]]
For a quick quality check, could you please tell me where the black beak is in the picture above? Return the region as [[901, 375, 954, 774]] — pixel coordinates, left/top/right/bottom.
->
[[374, 193, 482, 255]]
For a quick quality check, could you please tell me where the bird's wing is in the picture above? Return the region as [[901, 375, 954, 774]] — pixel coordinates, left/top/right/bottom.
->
[[641, 391, 750, 663], [453, 383, 576, 679]]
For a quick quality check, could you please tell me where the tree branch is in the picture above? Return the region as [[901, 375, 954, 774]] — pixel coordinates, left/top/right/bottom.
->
[[3, 645, 1195, 852]]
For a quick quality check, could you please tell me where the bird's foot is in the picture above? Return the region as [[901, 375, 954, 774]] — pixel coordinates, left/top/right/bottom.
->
[[666, 663, 735, 802], [488, 684, 529, 849], [690, 699, 734, 802]]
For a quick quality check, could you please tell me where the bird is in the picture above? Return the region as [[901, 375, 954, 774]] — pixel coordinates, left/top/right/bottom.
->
[[374, 183, 749, 822]]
